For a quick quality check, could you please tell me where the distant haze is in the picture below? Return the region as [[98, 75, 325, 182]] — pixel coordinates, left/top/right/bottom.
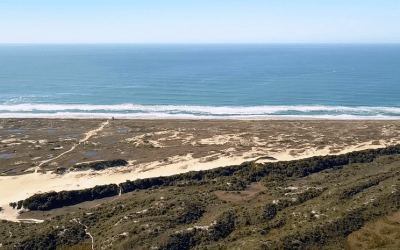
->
[[0, 0, 399, 43]]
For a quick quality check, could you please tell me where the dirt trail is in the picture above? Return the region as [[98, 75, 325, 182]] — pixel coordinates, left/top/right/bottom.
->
[[0, 120, 111, 223], [36, 120, 110, 170], [18, 218, 44, 223], [73, 218, 94, 250]]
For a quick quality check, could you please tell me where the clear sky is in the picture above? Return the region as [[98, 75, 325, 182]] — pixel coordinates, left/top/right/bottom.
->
[[0, 0, 399, 43]]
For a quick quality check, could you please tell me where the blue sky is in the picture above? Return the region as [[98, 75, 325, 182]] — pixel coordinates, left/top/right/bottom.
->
[[0, 0, 399, 43]]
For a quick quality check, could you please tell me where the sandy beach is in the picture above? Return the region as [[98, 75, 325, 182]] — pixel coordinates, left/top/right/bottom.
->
[[1, 118, 400, 221]]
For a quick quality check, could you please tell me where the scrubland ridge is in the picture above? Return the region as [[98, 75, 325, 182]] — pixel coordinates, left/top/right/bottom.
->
[[2, 144, 400, 249]]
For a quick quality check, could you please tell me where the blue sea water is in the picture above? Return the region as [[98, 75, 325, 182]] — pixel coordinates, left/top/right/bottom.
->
[[0, 44, 399, 119]]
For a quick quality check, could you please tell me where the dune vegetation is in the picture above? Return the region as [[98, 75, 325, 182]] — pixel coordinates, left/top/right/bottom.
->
[[2, 145, 400, 249]]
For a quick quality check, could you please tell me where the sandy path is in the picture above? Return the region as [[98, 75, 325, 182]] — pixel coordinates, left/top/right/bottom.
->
[[18, 218, 44, 223], [73, 218, 94, 250], [0, 138, 391, 223], [2, 116, 399, 224], [36, 120, 110, 170], [0, 120, 110, 222]]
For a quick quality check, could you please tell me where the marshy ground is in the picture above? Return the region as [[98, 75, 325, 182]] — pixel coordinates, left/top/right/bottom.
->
[[2, 119, 400, 249], [1, 119, 400, 176]]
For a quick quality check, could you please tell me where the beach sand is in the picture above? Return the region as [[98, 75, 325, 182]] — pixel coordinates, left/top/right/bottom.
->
[[1, 118, 400, 221]]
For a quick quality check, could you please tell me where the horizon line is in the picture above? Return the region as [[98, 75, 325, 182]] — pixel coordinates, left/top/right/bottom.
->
[[1, 42, 400, 45]]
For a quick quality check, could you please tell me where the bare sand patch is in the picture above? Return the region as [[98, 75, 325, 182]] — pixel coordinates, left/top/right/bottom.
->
[[1, 119, 400, 222], [215, 182, 270, 203]]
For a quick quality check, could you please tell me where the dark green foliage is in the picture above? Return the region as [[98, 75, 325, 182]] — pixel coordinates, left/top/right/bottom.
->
[[14, 225, 87, 250], [161, 231, 196, 250], [56, 167, 67, 174], [262, 183, 400, 250], [17, 200, 23, 209], [274, 188, 327, 210], [160, 211, 235, 250], [6, 144, 400, 250], [266, 211, 365, 250], [340, 178, 381, 199], [22, 184, 119, 210], [20, 145, 400, 211], [296, 188, 327, 204], [264, 204, 277, 221], [209, 211, 235, 241], [73, 159, 128, 171], [174, 200, 206, 225]]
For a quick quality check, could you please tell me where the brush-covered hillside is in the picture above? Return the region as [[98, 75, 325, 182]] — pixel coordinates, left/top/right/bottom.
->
[[2, 145, 400, 249]]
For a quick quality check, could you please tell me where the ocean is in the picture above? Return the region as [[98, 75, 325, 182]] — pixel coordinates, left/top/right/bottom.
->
[[0, 44, 399, 119]]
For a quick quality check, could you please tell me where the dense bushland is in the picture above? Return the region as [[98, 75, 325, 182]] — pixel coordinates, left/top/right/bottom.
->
[[18, 145, 400, 211]]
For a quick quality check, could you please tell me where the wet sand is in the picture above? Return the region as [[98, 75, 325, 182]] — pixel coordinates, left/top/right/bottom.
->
[[1, 118, 400, 221]]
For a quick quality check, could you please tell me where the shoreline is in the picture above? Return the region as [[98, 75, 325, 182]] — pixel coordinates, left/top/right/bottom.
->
[[1, 114, 400, 120], [1, 104, 400, 120], [1, 118, 400, 222]]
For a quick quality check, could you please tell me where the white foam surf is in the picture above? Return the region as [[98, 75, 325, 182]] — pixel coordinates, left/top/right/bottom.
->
[[0, 104, 399, 119], [0, 104, 400, 113], [0, 112, 398, 120]]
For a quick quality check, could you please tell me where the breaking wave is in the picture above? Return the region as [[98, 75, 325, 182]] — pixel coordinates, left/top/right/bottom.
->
[[0, 104, 399, 119]]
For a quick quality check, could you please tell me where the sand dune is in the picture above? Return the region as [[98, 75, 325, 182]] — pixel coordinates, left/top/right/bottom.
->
[[1, 119, 400, 222]]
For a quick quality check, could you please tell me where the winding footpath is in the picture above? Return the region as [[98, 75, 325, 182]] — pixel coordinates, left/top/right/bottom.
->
[[73, 218, 94, 250], [0, 120, 111, 224], [36, 119, 110, 170]]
